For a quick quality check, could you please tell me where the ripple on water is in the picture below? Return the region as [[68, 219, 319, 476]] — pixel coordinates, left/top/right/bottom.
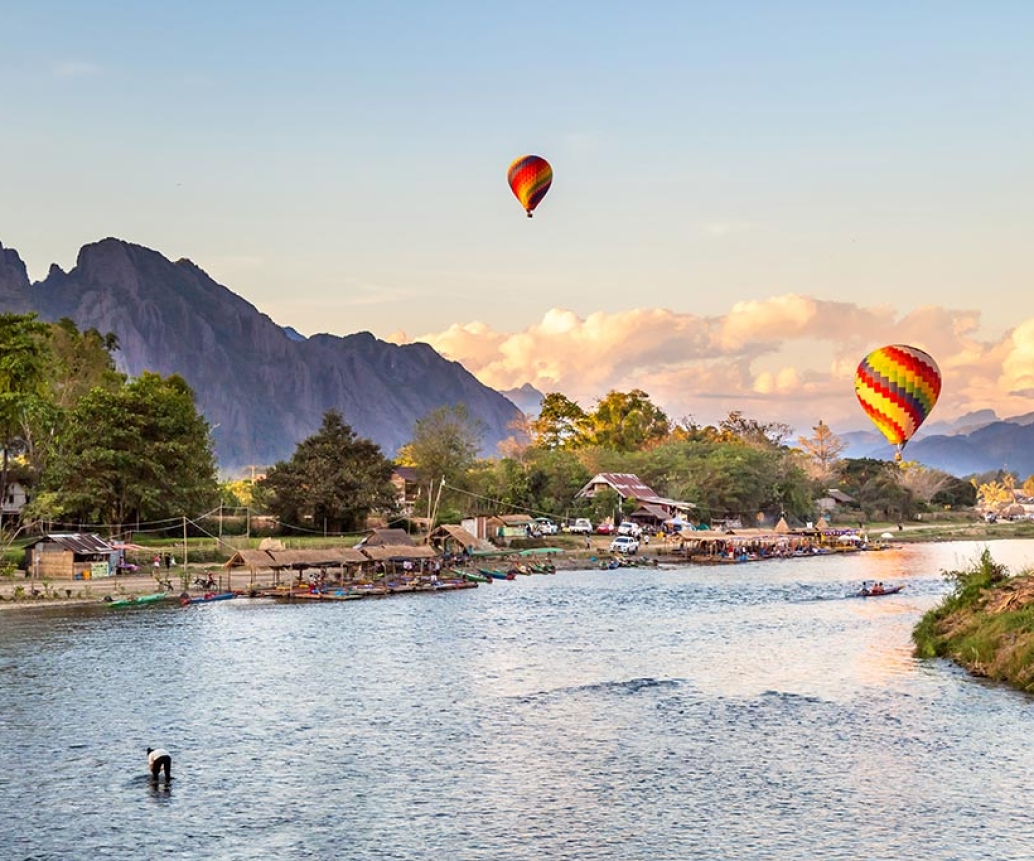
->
[[3, 541, 1034, 860]]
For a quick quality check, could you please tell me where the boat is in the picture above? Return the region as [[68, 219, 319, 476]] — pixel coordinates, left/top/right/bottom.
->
[[478, 567, 516, 581], [106, 592, 168, 608], [180, 591, 236, 606], [454, 569, 492, 583], [856, 584, 904, 597]]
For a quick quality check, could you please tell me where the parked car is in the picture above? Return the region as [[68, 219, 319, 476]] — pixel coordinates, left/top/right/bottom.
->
[[617, 521, 642, 538], [568, 518, 593, 534], [595, 522, 616, 535], [533, 517, 558, 535], [609, 535, 640, 554]]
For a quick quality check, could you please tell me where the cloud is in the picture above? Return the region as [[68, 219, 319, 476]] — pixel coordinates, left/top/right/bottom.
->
[[396, 295, 1033, 432]]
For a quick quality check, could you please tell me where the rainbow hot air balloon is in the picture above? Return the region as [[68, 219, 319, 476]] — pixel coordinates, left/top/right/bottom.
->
[[855, 344, 941, 462], [507, 155, 552, 217]]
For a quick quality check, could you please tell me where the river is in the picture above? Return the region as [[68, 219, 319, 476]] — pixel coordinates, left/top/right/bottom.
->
[[2, 540, 1033, 860]]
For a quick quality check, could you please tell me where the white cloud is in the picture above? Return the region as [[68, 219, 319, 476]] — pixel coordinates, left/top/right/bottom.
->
[[400, 295, 1033, 432]]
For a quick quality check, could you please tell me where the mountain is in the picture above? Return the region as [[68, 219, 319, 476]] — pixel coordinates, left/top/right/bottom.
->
[[500, 383, 545, 416], [0, 238, 522, 473], [837, 417, 1034, 477]]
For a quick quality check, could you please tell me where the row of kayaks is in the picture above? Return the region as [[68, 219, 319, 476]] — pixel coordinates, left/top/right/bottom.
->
[[105, 591, 236, 608]]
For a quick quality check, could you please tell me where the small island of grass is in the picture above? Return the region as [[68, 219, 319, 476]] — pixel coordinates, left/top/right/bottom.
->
[[914, 548, 1034, 693]]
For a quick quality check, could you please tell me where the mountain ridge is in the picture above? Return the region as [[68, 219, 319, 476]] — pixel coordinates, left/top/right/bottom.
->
[[0, 237, 522, 474]]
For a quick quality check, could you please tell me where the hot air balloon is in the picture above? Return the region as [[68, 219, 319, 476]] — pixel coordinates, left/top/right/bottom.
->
[[855, 344, 941, 462], [507, 155, 552, 217]]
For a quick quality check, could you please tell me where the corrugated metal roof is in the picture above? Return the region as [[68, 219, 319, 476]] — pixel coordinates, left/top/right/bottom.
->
[[36, 533, 116, 554], [576, 472, 659, 500]]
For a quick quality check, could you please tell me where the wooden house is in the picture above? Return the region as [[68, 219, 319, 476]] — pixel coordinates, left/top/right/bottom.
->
[[24, 533, 119, 581], [575, 472, 696, 525]]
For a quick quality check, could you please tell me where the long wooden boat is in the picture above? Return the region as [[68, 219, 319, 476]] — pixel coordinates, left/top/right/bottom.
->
[[106, 593, 168, 609], [180, 591, 236, 606], [479, 567, 516, 580], [454, 569, 491, 583], [856, 584, 904, 597]]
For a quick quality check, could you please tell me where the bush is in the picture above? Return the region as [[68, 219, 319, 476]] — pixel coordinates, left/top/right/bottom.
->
[[913, 548, 1008, 658]]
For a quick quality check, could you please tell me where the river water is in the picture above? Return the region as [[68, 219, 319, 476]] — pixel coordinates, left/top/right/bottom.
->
[[2, 540, 1033, 861]]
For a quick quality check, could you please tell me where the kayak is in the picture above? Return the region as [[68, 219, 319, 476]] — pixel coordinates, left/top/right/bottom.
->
[[180, 591, 236, 606], [856, 584, 904, 597], [454, 569, 492, 583], [106, 593, 168, 608], [478, 567, 516, 581]]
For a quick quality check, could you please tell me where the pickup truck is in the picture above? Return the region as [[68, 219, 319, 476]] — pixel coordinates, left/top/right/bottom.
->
[[568, 518, 593, 534]]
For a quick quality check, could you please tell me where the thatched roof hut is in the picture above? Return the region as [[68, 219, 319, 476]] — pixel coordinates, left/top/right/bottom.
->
[[223, 549, 276, 571], [359, 528, 415, 547], [360, 544, 437, 561], [266, 548, 366, 569], [429, 524, 493, 553]]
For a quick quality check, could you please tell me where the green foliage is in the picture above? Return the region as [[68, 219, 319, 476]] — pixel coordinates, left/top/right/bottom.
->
[[585, 389, 670, 451], [913, 549, 1010, 658], [0, 313, 52, 516], [31, 371, 219, 524], [585, 486, 622, 525], [931, 475, 978, 508], [838, 458, 918, 521], [530, 392, 589, 450], [943, 546, 1008, 600], [405, 403, 485, 511], [260, 410, 397, 532]]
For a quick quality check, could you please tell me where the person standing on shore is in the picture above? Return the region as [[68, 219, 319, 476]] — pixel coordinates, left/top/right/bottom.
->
[[147, 747, 172, 782]]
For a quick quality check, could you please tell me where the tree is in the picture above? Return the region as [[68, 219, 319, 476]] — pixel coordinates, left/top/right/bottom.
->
[[31, 372, 219, 527], [407, 403, 485, 497], [0, 313, 51, 528], [529, 393, 589, 450], [25, 319, 125, 487], [797, 420, 846, 481], [720, 411, 792, 448], [585, 389, 670, 451], [896, 463, 953, 504], [260, 410, 398, 533], [46, 318, 123, 409], [972, 476, 1014, 515]]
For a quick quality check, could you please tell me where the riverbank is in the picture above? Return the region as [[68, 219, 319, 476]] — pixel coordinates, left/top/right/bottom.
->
[[913, 548, 1034, 693], [3, 519, 1030, 613]]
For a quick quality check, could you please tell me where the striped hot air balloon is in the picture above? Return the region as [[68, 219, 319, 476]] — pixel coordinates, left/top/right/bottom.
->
[[855, 344, 941, 462], [507, 155, 552, 218]]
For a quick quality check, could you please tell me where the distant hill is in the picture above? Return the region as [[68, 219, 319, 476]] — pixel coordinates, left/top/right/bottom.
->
[[0, 238, 522, 474], [838, 411, 1034, 477], [500, 383, 545, 416]]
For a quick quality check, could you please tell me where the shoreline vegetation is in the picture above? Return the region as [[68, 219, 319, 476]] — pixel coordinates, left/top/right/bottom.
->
[[913, 547, 1034, 694]]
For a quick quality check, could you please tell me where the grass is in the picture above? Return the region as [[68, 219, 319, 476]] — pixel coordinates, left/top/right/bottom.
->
[[913, 548, 1034, 692]]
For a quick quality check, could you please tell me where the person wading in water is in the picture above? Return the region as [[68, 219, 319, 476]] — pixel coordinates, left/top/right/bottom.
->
[[147, 747, 172, 782]]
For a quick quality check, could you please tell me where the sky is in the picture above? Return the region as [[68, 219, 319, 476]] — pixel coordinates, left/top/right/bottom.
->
[[2, 2, 1032, 435]]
